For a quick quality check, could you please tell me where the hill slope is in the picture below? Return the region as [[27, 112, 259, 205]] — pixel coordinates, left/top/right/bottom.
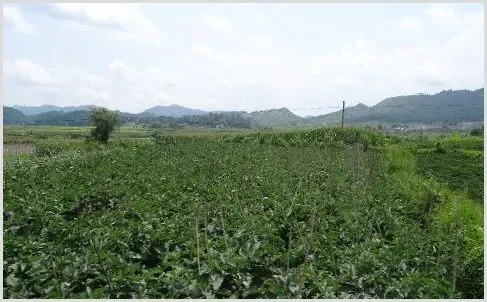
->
[[307, 89, 484, 125], [13, 105, 99, 116], [246, 107, 303, 127], [3, 106, 27, 124], [142, 105, 206, 117], [4, 88, 484, 127], [306, 103, 371, 125]]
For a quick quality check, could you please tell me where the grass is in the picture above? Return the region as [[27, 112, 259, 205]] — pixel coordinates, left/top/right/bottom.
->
[[2, 127, 483, 298], [3, 125, 151, 143], [410, 134, 484, 203], [384, 140, 484, 298]]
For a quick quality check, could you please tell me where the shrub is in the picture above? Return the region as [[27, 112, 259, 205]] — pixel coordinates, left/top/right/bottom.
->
[[70, 133, 84, 139], [89, 108, 120, 144], [34, 141, 65, 157], [470, 127, 483, 137], [434, 142, 446, 153]]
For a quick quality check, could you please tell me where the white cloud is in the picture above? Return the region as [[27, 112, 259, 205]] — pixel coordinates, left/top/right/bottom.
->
[[48, 3, 164, 45], [426, 4, 462, 25], [4, 58, 180, 111], [3, 59, 114, 106], [107, 59, 181, 110], [238, 4, 257, 8], [199, 96, 224, 106], [219, 79, 236, 89], [59, 20, 92, 31], [3, 5, 33, 35], [144, 67, 179, 88], [425, 3, 483, 30], [3, 5, 483, 114], [399, 16, 422, 31], [190, 15, 482, 111], [109, 59, 139, 81], [108, 59, 179, 87], [245, 37, 273, 49], [192, 45, 226, 63], [201, 11, 233, 33], [72, 69, 109, 86], [189, 7, 482, 108], [4, 59, 58, 86], [73, 87, 112, 101]]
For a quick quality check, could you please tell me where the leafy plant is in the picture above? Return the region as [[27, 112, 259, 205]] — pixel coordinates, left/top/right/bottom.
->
[[3, 128, 483, 298], [89, 108, 120, 144]]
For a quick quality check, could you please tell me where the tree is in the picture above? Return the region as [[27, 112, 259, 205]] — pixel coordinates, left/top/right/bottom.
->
[[470, 127, 483, 136], [89, 108, 120, 144]]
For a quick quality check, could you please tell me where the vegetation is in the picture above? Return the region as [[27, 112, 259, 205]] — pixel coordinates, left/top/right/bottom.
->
[[89, 108, 121, 144], [470, 127, 483, 136], [410, 134, 483, 203], [245, 108, 303, 128], [3, 106, 27, 124], [3, 126, 483, 298], [351, 88, 484, 124], [12, 105, 97, 116], [141, 104, 206, 117], [4, 88, 484, 128], [178, 112, 252, 129]]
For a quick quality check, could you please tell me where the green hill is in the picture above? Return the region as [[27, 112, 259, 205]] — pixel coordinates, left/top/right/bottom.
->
[[28, 110, 90, 126], [13, 105, 99, 115], [142, 104, 206, 117], [247, 107, 303, 127], [307, 88, 484, 125], [4, 88, 484, 127], [3, 106, 27, 124], [307, 103, 371, 126]]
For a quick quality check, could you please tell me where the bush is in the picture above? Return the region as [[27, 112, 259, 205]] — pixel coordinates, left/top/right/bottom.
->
[[89, 108, 120, 144], [70, 133, 84, 139], [34, 141, 65, 157], [221, 127, 386, 149], [470, 128, 483, 137], [434, 142, 446, 153]]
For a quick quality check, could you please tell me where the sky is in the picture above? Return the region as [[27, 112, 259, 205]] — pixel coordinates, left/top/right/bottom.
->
[[2, 3, 484, 116]]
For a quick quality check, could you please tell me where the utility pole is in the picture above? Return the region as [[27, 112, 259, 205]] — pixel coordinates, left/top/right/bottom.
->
[[341, 101, 345, 128]]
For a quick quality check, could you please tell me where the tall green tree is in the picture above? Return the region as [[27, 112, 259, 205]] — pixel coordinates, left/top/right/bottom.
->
[[89, 108, 120, 143]]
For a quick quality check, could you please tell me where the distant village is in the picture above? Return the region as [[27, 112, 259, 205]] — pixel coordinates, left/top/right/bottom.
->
[[380, 121, 484, 134]]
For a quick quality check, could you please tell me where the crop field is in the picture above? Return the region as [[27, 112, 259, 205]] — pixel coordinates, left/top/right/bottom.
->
[[3, 127, 484, 298], [411, 135, 484, 203]]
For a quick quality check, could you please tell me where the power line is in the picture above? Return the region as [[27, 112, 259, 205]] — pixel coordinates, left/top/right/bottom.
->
[[290, 106, 341, 110]]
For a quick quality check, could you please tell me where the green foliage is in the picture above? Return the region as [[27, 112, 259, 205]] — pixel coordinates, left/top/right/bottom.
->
[[178, 112, 252, 128], [431, 191, 484, 298], [3, 106, 27, 124], [354, 88, 484, 124], [223, 127, 385, 149], [413, 135, 484, 203], [247, 107, 303, 128], [470, 127, 483, 136], [89, 108, 120, 144], [386, 139, 484, 298], [5, 89, 483, 128], [307, 89, 484, 125], [434, 142, 446, 153], [3, 128, 483, 298]]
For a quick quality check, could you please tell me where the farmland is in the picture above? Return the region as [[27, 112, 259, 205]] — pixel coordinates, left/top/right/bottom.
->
[[3, 126, 484, 298]]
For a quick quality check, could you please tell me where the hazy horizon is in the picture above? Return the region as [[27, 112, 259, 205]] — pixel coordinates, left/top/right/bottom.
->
[[5, 86, 484, 118], [3, 3, 484, 116]]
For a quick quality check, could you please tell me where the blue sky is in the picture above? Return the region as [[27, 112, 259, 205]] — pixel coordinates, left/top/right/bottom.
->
[[3, 3, 484, 115]]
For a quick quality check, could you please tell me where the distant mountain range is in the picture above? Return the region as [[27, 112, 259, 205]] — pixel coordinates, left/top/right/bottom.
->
[[3, 88, 484, 127], [12, 105, 100, 116], [141, 104, 207, 117], [244, 107, 303, 127]]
